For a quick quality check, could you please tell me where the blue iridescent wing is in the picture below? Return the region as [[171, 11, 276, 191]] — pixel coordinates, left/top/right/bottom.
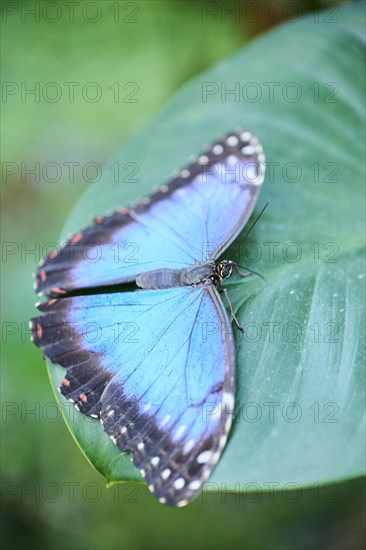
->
[[31, 285, 235, 506], [36, 130, 265, 296]]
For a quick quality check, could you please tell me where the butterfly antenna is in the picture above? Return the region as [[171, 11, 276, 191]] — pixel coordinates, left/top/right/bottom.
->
[[241, 201, 270, 242], [232, 201, 270, 283]]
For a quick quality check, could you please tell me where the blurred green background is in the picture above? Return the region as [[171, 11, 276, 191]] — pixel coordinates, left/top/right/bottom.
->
[[1, 1, 364, 549]]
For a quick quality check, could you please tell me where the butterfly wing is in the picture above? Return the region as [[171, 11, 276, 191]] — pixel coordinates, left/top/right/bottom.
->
[[36, 130, 265, 297], [31, 284, 235, 506]]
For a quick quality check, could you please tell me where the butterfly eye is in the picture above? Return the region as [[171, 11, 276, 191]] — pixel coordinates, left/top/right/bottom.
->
[[220, 263, 232, 278]]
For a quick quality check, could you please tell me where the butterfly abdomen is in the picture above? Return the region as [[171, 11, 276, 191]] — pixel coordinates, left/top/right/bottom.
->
[[136, 265, 213, 289]]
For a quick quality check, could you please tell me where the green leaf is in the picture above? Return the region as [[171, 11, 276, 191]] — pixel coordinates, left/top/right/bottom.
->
[[49, 3, 365, 489]]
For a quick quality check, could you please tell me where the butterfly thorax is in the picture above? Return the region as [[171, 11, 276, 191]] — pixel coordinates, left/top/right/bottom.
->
[[135, 261, 233, 290]]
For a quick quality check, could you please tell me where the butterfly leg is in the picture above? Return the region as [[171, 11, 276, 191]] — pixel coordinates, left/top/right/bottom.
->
[[219, 288, 244, 333], [233, 264, 265, 281]]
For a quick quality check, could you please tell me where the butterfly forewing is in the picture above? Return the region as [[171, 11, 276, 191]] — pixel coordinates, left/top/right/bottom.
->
[[35, 130, 265, 297]]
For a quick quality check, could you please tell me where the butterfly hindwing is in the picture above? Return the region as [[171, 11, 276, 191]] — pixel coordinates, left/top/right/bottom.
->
[[36, 130, 265, 296], [31, 285, 235, 506]]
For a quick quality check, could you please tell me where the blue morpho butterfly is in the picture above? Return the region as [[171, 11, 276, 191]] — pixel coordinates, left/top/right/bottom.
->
[[31, 129, 265, 507]]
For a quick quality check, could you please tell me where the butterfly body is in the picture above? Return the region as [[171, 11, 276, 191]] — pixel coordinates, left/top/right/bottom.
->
[[135, 263, 213, 289], [31, 130, 265, 506]]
